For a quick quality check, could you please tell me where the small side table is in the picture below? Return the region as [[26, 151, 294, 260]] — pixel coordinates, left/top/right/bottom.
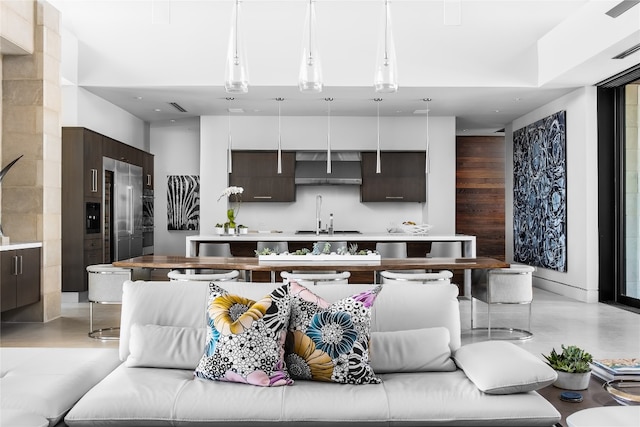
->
[[566, 406, 640, 427]]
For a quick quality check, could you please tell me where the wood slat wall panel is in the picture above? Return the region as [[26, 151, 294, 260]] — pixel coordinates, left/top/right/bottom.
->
[[456, 136, 506, 261]]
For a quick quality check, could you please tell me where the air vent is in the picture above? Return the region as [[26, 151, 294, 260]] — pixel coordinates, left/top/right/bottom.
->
[[605, 0, 639, 18], [168, 102, 187, 112], [613, 43, 640, 59]]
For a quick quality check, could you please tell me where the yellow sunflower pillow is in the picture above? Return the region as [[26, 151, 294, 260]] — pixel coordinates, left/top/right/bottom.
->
[[194, 283, 292, 387], [285, 281, 382, 384]]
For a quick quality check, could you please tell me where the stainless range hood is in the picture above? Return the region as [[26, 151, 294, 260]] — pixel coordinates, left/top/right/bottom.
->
[[295, 151, 362, 185]]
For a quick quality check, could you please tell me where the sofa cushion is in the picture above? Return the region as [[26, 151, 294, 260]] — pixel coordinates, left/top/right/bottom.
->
[[194, 283, 293, 386], [126, 323, 206, 369], [370, 327, 456, 373], [1, 347, 121, 427], [285, 281, 382, 384], [453, 341, 558, 394]]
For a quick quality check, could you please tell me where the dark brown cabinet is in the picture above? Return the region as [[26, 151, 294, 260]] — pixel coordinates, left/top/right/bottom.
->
[[62, 127, 154, 292], [1, 247, 41, 312], [361, 151, 426, 202], [229, 151, 295, 202]]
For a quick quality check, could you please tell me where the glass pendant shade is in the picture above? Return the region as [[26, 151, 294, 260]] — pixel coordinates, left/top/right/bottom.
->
[[374, 0, 398, 93], [225, 0, 249, 94], [299, 0, 323, 93]]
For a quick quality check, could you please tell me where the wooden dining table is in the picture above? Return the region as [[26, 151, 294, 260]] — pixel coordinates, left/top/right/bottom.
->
[[113, 255, 509, 296]]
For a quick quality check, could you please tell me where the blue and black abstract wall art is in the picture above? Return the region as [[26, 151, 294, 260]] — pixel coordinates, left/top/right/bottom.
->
[[513, 110, 567, 272]]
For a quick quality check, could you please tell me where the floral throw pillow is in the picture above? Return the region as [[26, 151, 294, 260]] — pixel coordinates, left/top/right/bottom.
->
[[194, 283, 292, 387], [285, 282, 382, 384]]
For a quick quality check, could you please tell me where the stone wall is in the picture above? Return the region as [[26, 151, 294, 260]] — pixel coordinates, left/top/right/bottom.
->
[[1, 0, 61, 322]]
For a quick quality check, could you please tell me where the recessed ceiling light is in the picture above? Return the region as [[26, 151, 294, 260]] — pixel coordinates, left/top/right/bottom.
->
[[514, 97, 522, 102], [135, 96, 143, 100], [228, 108, 245, 113], [170, 119, 176, 123], [494, 109, 500, 113]]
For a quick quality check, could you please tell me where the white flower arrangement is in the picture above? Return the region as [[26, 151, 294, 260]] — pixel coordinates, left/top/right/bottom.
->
[[218, 186, 244, 201]]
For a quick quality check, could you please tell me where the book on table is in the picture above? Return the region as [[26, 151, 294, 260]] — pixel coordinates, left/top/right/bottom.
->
[[591, 358, 640, 382]]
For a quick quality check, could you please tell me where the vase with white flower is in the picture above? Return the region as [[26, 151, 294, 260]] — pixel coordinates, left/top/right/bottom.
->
[[218, 186, 244, 233]]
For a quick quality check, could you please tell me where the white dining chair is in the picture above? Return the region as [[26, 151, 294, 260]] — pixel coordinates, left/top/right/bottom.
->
[[470, 264, 535, 340], [380, 270, 453, 284], [167, 269, 240, 282], [281, 271, 351, 286], [86, 264, 131, 340]]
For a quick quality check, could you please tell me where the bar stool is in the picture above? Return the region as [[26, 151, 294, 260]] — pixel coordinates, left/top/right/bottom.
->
[[86, 264, 131, 340], [380, 270, 453, 284]]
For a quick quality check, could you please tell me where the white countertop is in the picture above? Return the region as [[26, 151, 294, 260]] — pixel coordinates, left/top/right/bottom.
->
[[0, 242, 43, 251], [187, 232, 475, 242]]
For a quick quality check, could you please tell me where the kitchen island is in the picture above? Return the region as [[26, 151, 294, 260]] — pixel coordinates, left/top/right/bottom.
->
[[185, 233, 477, 293]]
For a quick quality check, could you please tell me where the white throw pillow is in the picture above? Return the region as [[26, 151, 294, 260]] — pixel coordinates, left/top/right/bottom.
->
[[453, 341, 557, 394], [370, 327, 456, 373], [126, 323, 207, 369]]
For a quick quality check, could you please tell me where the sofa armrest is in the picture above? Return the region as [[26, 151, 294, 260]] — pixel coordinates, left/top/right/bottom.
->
[[453, 341, 557, 394]]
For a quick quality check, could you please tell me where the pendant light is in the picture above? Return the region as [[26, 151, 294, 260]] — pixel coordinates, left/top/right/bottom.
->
[[225, 0, 249, 94], [375, 98, 383, 173], [299, 0, 323, 93], [227, 97, 234, 173], [326, 98, 333, 173], [424, 98, 431, 174], [276, 98, 284, 174], [374, 0, 398, 93]]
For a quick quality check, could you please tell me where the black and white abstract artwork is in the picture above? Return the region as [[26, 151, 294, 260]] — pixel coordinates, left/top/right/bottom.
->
[[513, 110, 567, 272], [167, 175, 200, 231]]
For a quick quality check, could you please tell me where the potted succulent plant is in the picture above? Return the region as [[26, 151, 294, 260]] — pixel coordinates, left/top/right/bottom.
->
[[543, 345, 593, 390], [214, 223, 225, 234]]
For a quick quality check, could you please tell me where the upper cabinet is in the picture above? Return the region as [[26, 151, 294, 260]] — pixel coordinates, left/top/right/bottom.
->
[[229, 151, 296, 202], [360, 151, 426, 202]]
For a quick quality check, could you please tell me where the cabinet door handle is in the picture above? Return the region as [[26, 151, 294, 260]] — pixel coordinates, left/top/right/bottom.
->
[[385, 196, 404, 200], [18, 255, 23, 275], [147, 174, 152, 186], [253, 196, 272, 199], [91, 169, 98, 192]]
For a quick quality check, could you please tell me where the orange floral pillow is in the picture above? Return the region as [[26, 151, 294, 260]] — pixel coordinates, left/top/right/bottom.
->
[[194, 283, 292, 387]]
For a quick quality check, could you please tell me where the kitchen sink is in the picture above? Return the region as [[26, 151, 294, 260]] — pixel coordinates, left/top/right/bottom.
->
[[295, 230, 361, 235]]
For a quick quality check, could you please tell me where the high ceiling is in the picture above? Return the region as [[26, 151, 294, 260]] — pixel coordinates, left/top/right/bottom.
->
[[49, 0, 640, 134]]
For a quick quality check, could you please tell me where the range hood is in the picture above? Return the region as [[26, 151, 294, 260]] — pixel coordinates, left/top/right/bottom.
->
[[295, 151, 362, 185]]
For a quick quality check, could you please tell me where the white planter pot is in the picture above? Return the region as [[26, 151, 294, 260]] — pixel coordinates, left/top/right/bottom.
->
[[214, 227, 225, 235], [553, 371, 591, 390]]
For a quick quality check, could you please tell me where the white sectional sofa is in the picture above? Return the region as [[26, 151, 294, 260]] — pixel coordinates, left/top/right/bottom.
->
[[58, 280, 561, 426]]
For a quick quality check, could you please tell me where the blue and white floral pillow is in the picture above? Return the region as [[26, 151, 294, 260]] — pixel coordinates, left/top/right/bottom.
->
[[195, 283, 292, 387], [285, 282, 382, 385]]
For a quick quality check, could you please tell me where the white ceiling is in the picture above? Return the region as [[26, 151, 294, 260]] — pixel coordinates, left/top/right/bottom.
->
[[49, 0, 640, 134]]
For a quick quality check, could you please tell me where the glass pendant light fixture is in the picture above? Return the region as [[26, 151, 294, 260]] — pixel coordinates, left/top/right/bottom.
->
[[374, 0, 398, 93], [375, 98, 383, 173], [225, 0, 249, 94], [424, 98, 432, 174], [276, 98, 284, 174], [299, 0, 323, 93], [227, 97, 234, 173], [326, 98, 333, 173]]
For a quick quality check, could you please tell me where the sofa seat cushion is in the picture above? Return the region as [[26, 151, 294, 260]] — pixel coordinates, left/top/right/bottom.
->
[[65, 365, 560, 426], [0, 409, 49, 427], [0, 347, 121, 427]]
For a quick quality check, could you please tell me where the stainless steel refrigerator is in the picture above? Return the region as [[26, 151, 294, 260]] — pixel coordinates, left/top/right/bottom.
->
[[104, 158, 143, 261]]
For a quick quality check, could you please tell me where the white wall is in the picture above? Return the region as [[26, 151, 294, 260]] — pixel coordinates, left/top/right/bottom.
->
[[507, 86, 599, 302], [150, 117, 201, 255], [61, 86, 148, 150], [199, 115, 456, 236]]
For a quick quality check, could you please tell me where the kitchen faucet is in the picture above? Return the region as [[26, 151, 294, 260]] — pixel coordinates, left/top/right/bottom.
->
[[316, 194, 322, 235]]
